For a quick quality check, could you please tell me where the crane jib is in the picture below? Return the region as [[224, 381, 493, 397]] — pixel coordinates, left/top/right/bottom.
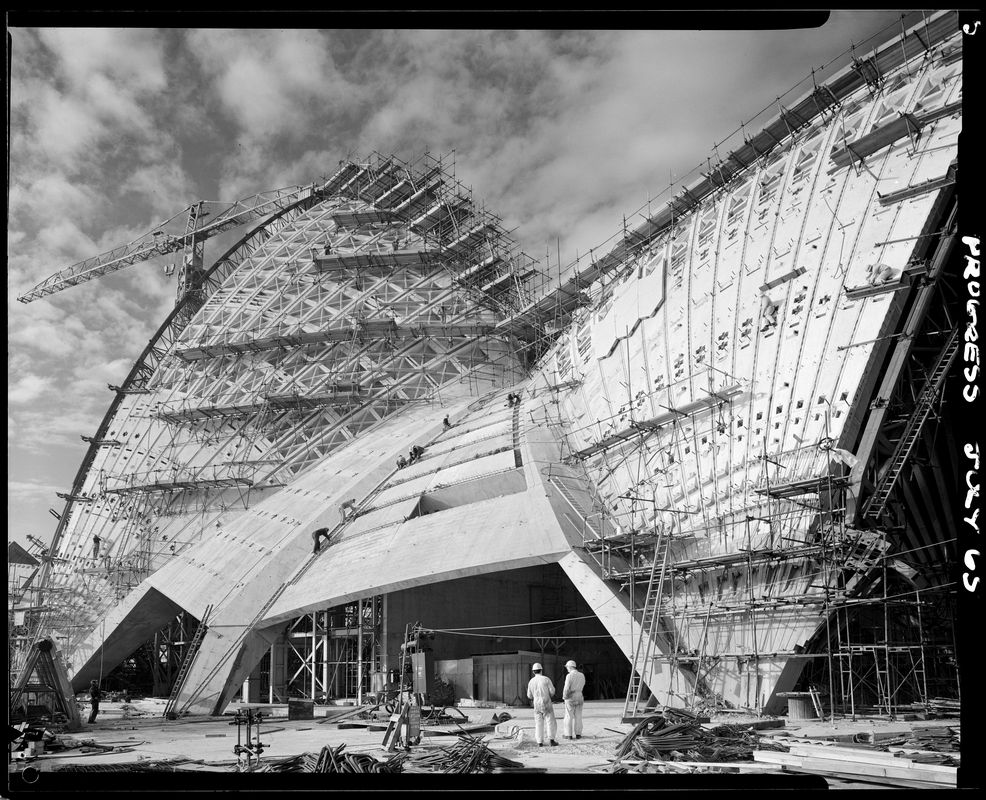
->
[[16, 184, 313, 304]]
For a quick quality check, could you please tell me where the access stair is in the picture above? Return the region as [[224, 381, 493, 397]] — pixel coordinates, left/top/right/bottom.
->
[[862, 327, 960, 521], [546, 472, 607, 540]]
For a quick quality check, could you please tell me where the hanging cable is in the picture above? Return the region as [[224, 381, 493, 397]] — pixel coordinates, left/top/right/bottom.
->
[[436, 614, 598, 633], [427, 629, 618, 640]]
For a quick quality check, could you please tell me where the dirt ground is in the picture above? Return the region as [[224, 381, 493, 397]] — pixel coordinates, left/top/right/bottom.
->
[[13, 697, 959, 788]]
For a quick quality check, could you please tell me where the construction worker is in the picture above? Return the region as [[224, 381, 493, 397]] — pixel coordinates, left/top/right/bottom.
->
[[339, 498, 356, 521], [561, 659, 586, 740], [443, 415, 451, 431], [311, 527, 330, 555], [92, 534, 101, 560], [88, 679, 102, 724], [396, 455, 408, 469], [526, 663, 558, 747]]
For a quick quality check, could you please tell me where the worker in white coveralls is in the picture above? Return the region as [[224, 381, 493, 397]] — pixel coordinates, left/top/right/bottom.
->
[[562, 659, 585, 739], [526, 663, 559, 747]]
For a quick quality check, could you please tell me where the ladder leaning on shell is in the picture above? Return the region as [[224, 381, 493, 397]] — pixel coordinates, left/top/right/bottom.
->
[[163, 604, 212, 719], [622, 530, 670, 721]]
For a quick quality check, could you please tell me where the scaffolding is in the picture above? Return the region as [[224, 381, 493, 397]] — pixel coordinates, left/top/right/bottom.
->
[[533, 240, 961, 715], [24, 148, 549, 676], [17, 12, 963, 719], [281, 597, 384, 703], [513, 11, 963, 720]]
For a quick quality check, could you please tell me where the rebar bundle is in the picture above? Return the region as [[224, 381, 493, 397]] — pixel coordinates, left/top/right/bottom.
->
[[614, 713, 788, 765], [52, 756, 202, 773], [403, 735, 526, 774], [259, 743, 405, 774]]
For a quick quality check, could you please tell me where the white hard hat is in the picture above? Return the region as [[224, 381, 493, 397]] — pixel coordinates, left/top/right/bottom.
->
[[565, 660, 577, 669], [532, 662, 543, 671]]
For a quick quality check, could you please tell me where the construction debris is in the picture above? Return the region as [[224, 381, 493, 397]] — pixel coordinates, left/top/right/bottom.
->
[[241, 736, 535, 775], [251, 743, 404, 773], [316, 705, 372, 724], [612, 711, 788, 769], [402, 735, 540, 774], [51, 756, 206, 773], [753, 741, 957, 788], [925, 697, 960, 717], [772, 724, 960, 768]]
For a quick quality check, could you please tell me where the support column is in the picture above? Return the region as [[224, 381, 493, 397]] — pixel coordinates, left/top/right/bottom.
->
[[322, 610, 329, 702], [310, 611, 317, 701], [269, 639, 286, 704], [556, 550, 694, 707], [357, 598, 364, 704]]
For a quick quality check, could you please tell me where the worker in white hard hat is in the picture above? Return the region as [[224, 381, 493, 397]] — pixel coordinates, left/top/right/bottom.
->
[[561, 659, 586, 739], [526, 663, 558, 747]]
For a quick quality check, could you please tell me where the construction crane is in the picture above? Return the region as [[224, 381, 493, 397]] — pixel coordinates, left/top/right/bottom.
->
[[16, 183, 320, 306]]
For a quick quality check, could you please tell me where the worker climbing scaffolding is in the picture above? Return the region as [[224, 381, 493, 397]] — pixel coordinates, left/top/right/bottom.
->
[[339, 499, 357, 522], [311, 527, 331, 555]]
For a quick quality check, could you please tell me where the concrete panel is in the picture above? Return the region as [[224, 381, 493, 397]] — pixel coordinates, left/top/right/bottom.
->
[[117, 401, 469, 715], [70, 586, 184, 691], [265, 488, 572, 626], [340, 498, 420, 539], [421, 468, 526, 510]]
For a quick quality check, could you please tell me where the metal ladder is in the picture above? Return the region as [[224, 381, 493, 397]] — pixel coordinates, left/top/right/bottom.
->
[[863, 327, 960, 520], [163, 604, 212, 718], [907, 646, 929, 707], [622, 530, 670, 720], [173, 449, 420, 715], [548, 474, 605, 541], [872, 646, 894, 715], [511, 398, 523, 468]]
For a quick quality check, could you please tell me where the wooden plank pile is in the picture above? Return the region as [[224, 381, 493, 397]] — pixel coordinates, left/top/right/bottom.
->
[[926, 697, 960, 717], [753, 742, 957, 788], [902, 725, 959, 754], [845, 724, 959, 759], [316, 704, 373, 724]]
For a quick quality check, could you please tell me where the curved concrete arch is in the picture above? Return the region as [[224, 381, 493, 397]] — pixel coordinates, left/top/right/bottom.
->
[[45, 194, 326, 563]]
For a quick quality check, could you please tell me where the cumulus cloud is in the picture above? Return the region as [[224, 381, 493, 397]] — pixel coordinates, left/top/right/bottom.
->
[[8, 375, 52, 405], [7, 12, 909, 549], [7, 480, 61, 503], [121, 163, 197, 220], [184, 29, 367, 198], [36, 28, 167, 92]]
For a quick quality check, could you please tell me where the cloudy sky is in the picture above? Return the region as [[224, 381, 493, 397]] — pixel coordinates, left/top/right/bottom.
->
[[7, 12, 910, 550]]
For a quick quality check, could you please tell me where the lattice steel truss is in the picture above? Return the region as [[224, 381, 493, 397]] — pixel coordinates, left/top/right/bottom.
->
[[22, 154, 543, 673]]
